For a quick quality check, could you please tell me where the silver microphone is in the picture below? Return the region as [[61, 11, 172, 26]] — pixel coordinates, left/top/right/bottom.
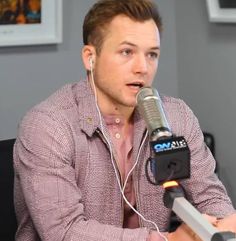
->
[[136, 86, 172, 141]]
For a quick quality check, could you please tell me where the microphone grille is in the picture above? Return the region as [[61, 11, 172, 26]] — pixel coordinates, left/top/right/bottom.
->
[[136, 87, 171, 138]]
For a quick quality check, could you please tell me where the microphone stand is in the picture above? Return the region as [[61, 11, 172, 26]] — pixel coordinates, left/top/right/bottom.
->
[[163, 181, 236, 241], [145, 136, 236, 241]]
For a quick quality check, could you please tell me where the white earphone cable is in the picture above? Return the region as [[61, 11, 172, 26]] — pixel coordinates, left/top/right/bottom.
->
[[88, 62, 167, 241]]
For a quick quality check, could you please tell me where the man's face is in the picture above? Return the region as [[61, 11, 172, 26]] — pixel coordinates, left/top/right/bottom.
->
[[93, 15, 160, 113]]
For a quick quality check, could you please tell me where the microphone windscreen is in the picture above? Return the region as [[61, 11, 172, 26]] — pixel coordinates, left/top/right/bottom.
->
[[136, 87, 171, 140]]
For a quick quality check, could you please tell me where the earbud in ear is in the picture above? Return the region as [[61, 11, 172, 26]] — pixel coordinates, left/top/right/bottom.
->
[[89, 56, 94, 71]]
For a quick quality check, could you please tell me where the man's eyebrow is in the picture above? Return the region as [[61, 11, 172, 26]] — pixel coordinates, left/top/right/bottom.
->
[[150, 46, 160, 51], [120, 41, 160, 50], [119, 41, 137, 47]]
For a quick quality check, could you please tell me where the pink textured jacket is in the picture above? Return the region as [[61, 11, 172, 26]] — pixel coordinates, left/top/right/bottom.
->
[[14, 80, 235, 241]]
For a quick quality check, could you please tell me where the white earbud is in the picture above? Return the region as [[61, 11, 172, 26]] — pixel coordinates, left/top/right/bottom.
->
[[89, 56, 94, 71]]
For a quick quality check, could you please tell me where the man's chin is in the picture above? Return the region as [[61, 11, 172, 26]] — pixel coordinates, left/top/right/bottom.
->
[[123, 100, 136, 108]]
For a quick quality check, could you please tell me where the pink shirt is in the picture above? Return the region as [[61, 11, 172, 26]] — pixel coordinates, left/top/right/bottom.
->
[[104, 115, 139, 229]]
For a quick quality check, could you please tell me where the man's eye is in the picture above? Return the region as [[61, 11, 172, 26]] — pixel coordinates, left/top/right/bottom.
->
[[148, 52, 159, 59], [121, 49, 132, 56]]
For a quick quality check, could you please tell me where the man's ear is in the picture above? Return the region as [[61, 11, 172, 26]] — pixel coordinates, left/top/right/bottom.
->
[[82, 45, 96, 71]]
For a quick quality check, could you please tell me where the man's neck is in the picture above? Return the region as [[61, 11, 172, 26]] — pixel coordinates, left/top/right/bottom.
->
[[99, 103, 134, 125]]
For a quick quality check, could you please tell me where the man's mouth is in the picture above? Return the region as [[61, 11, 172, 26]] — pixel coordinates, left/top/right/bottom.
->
[[127, 82, 144, 89]]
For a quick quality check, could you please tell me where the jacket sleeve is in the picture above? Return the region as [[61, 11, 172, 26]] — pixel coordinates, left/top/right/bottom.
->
[[14, 109, 151, 241], [176, 100, 235, 218]]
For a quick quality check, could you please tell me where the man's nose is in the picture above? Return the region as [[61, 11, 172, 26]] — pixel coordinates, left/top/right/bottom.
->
[[132, 54, 148, 75]]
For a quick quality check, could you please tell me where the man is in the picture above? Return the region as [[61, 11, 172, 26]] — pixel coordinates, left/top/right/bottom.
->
[[14, 0, 236, 240]]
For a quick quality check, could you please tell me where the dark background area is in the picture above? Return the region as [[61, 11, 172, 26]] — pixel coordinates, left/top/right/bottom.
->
[[219, 0, 236, 8]]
